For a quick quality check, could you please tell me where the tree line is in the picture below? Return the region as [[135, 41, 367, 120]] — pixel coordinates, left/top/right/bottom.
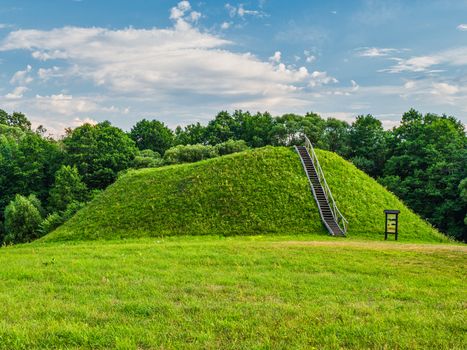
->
[[0, 108, 465, 243]]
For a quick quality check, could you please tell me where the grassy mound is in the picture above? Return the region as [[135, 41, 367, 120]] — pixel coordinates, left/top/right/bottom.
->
[[43, 146, 446, 242]]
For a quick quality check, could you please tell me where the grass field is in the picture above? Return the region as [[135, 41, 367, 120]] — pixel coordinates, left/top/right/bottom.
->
[[1, 235, 465, 349]]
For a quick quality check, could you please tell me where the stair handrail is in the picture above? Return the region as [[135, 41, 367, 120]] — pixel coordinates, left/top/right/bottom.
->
[[303, 136, 348, 234]]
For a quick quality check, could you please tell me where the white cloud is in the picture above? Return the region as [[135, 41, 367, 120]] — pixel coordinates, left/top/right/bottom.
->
[[32, 49, 68, 60], [220, 21, 231, 30], [169, 1, 203, 29], [309, 71, 338, 87], [225, 4, 237, 17], [382, 47, 467, 73], [306, 55, 316, 63], [5, 86, 28, 99], [404, 80, 416, 89], [457, 24, 467, 31], [350, 80, 359, 92], [225, 3, 266, 18], [303, 50, 316, 63], [170, 1, 191, 20], [383, 56, 440, 73], [0, 22, 322, 104], [356, 47, 399, 57], [269, 51, 281, 63], [35, 94, 98, 115], [432, 82, 459, 96], [189, 11, 201, 23], [381, 119, 400, 130], [10, 65, 33, 85], [72, 117, 98, 127], [37, 66, 62, 80]]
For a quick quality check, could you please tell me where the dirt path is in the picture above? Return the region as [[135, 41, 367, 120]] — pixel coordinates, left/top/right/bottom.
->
[[274, 240, 467, 252]]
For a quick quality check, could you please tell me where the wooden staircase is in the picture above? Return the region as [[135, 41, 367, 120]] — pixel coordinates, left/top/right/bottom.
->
[[295, 138, 348, 236]]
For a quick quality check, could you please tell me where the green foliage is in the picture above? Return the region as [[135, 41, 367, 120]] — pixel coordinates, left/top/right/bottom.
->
[[174, 122, 207, 145], [48, 165, 88, 212], [3, 194, 43, 244], [43, 147, 445, 242], [163, 144, 218, 164], [64, 121, 138, 189], [319, 118, 350, 156], [131, 149, 163, 169], [0, 109, 31, 131], [0, 107, 465, 241], [231, 110, 278, 147], [204, 111, 237, 144], [0, 127, 62, 221], [458, 178, 467, 226], [215, 139, 249, 155], [380, 109, 467, 241], [275, 112, 325, 146], [130, 119, 174, 155], [38, 201, 86, 235], [0, 237, 465, 349], [348, 114, 388, 177]]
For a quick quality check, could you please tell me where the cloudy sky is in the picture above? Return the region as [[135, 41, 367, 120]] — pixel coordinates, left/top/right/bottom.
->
[[0, 0, 466, 135]]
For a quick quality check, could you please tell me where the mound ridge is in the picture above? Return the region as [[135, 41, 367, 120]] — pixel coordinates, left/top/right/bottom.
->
[[43, 146, 446, 242]]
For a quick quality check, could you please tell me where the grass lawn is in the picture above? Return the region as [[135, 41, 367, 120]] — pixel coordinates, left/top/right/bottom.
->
[[0, 235, 465, 349]]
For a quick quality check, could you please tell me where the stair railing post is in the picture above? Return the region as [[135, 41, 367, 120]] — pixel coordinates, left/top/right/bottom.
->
[[303, 135, 348, 234]]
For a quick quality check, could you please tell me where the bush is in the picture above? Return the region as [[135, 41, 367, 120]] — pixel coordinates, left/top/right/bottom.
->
[[132, 149, 163, 169], [215, 139, 249, 156], [164, 144, 218, 164], [38, 201, 86, 235], [3, 194, 43, 244]]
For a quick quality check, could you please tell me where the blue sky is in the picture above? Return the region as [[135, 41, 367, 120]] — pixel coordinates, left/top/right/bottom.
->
[[0, 0, 466, 134]]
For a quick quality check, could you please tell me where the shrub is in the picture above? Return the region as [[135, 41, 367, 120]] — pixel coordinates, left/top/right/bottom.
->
[[164, 144, 218, 164], [3, 194, 43, 244], [38, 201, 86, 235], [215, 139, 249, 156], [132, 149, 163, 169], [38, 212, 62, 236]]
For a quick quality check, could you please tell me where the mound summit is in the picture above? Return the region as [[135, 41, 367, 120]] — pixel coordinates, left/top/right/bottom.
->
[[43, 147, 446, 242]]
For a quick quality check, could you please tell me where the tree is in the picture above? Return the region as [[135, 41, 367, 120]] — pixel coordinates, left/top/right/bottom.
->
[[9, 112, 31, 131], [0, 109, 8, 125], [130, 119, 174, 155], [319, 118, 350, 156], [348, 115, 388, 177], [380, 109, 467, 240], [0, 126, 62, 222], [204, 111, 238, 145], [48, 165, 88, 212], [0, 110, 31, 131], [174, 122, 207, 145], [459, 178, 467, 227], [3, 194, 43, 244], [232, 110, 277, 147], [275, 112, 326, 146], [64, 121, 137, 189]]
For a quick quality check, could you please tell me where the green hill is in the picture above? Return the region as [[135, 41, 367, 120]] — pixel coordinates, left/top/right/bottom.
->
[[42, 146, 446, 242]]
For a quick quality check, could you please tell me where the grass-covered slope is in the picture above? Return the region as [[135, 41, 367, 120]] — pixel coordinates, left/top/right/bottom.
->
[[43, 146, 446, 242]]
